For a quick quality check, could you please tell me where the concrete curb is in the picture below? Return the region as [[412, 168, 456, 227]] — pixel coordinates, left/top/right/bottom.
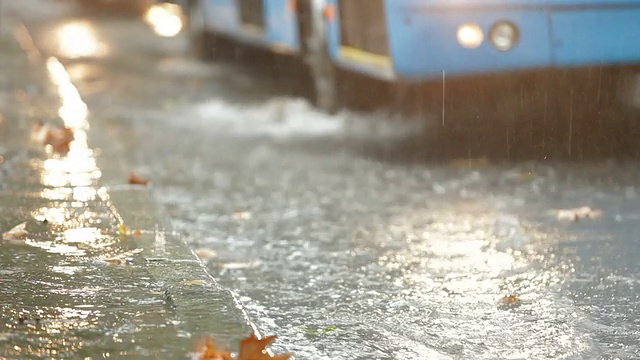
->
[[0, 2, 260, 357]]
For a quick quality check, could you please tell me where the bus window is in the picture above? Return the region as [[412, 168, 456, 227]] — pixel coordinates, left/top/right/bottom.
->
[[239, 0, 265, 29]]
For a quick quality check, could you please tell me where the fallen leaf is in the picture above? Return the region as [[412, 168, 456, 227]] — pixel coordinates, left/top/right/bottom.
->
[[2, 222, 28, 241], [499, 295, 522, 309], [30, 122, 74, 154], [556, 206, 602, 221], [198, 336, 233, 360], [238, 333, 292, 360], [118, 223, 127, 236], [50, 127, 74, 154], [129, 172, 149, 186], [233, 211, 252, 220], [500, 295, 521, 304]]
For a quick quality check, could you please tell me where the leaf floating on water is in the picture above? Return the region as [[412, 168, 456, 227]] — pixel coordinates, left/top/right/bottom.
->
[[128, 172, 149, 186], [499, 295, 522, 309], [2, 222, 28, 241], [500, 295, 521, 304], [238, 333, 292, 360], [556, 206, 602, 221], [196, 334, 292, 360], [198, 336, 233, 360]]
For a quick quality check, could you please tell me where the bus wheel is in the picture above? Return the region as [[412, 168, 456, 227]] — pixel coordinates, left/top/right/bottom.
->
[[187, 0, 214, 60]]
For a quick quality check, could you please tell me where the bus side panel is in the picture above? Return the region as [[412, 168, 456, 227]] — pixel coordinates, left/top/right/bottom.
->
[[387, 6, 553, 80], [325, 0, 341, 62], [551, 8, 640, 66], [264, 0, 300, 52], [203, 0, 299, 52], [201, 0, 239, 34]]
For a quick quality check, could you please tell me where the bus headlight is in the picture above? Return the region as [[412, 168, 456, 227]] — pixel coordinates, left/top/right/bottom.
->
[[489, 21, 519, 51], [457, 23, 483, 49]]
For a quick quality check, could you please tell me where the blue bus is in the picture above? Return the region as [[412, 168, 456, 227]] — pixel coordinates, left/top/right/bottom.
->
[[184, 0, 640, 113]]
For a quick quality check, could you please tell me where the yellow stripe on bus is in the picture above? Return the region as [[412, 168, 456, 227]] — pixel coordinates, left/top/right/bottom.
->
[[338, 46, 392, 70]]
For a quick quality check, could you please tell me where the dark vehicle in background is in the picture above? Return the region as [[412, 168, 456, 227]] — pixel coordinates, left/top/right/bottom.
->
[[182, 0, 640, 118]]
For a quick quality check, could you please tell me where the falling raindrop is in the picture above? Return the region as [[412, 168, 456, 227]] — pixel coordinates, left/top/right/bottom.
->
[[442, 70, 446, 127]]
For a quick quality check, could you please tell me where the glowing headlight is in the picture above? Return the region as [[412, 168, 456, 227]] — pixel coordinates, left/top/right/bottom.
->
[[489, 21, 519, 51], [457, 23, 483, 49]]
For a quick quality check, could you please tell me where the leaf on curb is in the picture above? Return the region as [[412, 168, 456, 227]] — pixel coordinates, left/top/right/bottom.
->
[[2, 222, 28, 241], [102, 248, 144, 265], [128, 172, 149, 186]]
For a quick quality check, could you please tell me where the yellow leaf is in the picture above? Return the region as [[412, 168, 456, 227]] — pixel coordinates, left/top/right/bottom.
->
[[118, 223, 127, 236]]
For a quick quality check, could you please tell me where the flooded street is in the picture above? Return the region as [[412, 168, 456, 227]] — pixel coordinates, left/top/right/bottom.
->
[[7, 0, 640, 358]]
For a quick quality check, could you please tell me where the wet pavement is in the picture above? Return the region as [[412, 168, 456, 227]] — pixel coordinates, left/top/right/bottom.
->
[[3, 0, 640, 359]]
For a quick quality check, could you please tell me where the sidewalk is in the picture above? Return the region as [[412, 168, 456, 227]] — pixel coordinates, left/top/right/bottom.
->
[[0, 4, 254, 359]]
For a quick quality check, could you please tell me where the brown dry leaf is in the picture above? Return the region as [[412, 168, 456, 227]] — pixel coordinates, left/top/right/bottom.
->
[[499, 295, 522, 309], [2, 222, 28, 241], [237, 333, 292, 360], [198, 336, 234, 360], [556, 206, 602, 221], [31, 122, 74, 153], [129, 172, 149, 186], [500, 295, 521, 304], [50, 127, 74, 153]]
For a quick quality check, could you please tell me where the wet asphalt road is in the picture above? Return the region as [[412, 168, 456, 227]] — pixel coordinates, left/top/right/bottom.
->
[[10, 1, 640, 359]]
